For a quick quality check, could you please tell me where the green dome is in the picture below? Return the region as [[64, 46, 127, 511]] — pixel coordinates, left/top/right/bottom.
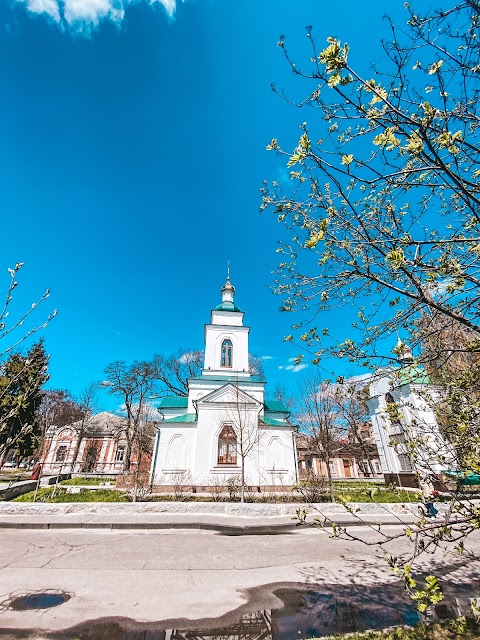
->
[[213, 301, 243, 312], [396, 365, 430, 386]]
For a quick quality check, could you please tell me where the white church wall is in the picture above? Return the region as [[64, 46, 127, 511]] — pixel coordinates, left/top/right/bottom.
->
[[203, 324, 250, 374]]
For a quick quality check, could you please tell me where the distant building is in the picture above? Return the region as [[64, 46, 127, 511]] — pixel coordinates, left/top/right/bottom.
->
[[150, 277, 298, 489], [366, 340, 445, 487], [40, 411, 152, 476], [296, 430, 381, 480]]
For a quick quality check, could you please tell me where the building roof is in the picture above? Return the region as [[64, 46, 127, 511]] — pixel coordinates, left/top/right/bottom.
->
[[50, 411, 126, 435], [189, 376, 266, 384], [162, 414, 197, 423], [264, 400, 289, 413], [213, 301, 243, 312], [395, 365, 430, 386], [260, 416, 288, 427], [158, 397, 189, 408]]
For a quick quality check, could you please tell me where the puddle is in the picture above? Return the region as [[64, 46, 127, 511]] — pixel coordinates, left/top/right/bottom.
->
[[3, 582, 476, 640], [43, 584, 421, 640], [9, 591, 71, 611]]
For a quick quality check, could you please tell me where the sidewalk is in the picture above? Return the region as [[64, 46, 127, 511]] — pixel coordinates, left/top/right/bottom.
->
[[0, 501, 424, 532]]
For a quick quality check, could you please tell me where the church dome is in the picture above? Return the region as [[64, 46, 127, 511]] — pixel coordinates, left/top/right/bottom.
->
[[213, 300, 243, 312], [214, 273, 242, 312]]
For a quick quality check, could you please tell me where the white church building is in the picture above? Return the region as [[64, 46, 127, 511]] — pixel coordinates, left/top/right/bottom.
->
[[150, 277, 298, 489], [366, 341, 447, 487]]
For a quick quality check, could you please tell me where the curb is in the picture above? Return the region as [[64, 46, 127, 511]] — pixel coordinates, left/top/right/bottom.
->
[[0, 520, 298, 534]]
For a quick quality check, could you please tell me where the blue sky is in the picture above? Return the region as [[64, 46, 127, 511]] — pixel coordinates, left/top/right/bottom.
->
[[0, 0, 409, 407]]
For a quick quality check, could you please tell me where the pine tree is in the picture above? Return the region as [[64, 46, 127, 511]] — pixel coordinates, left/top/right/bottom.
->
[[0, 339, 49, 464]]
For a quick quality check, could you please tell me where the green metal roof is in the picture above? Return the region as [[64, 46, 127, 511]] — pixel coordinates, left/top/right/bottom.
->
[[264, 400, 289, 412], [261, 416, 288, 426], [213, 301, 243, 312], [162, 414, 197, 423], [395, 365, 430, 386], [158, 397, 188, 408], [189, 376, 266, 383]]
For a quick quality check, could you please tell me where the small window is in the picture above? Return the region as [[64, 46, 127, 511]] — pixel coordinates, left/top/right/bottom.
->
[[221, 339, 233, 368], [55, 445, 67, 463], [398, 454, 414, 472], [217, 425, 237, 465], [115, 443, 126, 462]]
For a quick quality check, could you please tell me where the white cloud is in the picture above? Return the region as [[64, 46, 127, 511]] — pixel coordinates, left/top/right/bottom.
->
[[278, 358, 308, 373], [260, 355, 273, 361], [22, 0, 61, 21], [16, 0, 182, 30], [285, 363, 308, 373]]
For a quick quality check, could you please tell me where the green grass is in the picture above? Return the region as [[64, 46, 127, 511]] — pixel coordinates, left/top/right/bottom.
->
[[13, 488, 127, 502], [60, 476, 116, 486], [334, 489, 416, 503]]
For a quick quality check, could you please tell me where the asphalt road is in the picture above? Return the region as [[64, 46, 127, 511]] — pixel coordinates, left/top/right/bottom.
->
[[0, 526, 479, 639]]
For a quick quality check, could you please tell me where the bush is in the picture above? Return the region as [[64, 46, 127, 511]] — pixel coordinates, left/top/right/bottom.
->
[[294, 474, 329, 503]]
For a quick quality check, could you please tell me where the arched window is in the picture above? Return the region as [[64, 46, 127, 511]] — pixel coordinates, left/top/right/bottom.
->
[[82, 446, 99, 473], [217, 425, 237, 465], [221, 339, 233, 368], [385, 393, 402, 424], [55, 445, 68, 463]]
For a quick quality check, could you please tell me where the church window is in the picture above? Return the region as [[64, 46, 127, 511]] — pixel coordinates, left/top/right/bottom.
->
[[55, 445, 67, 463], [385, 392, 403, 434], [221, 339, 233, 368], [217, 425, 237, 465]]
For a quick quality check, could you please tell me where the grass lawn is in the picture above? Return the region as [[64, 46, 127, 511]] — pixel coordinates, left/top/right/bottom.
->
[[334, 489, 417, 503], [60, 477, 116, 486], [13, 488, 127, 502]]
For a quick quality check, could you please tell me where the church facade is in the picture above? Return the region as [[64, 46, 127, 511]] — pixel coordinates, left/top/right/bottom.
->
[[366, 341, 447, 487], [150, 278, 298, 489]]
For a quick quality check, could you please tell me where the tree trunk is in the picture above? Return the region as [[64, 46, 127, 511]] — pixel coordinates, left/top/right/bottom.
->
[[325, 456, 335, 502], [70, 425, 85, 473], [240, 461, 245, 503]]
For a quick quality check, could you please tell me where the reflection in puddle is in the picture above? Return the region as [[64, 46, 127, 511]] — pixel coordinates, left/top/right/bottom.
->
[[8, 591, 71, 611], [162, 592, 418, 640], [47, 587, 421, 640], [271, 589, 419, 638]]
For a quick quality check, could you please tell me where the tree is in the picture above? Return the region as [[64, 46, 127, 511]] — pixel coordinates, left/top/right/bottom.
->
[[103, 360, 158, 471], [0, 340, 49, 465], [1, 263, 57, 359], [217, 384, 264, 503], [297, 375, 346, 501], [153, 350, 203, 397], [263, 1, 480, 608], [0, 263, 56, 465], [128, 404, 157, 502], [152, 350, 265, 396], [68, 383, 99, 473], [38, 389, 84, 436], [333, 381, 377, 477], [261, 1, 480, 372]]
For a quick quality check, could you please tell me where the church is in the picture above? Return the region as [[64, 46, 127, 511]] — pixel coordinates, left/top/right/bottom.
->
[[366, 339, 447, 487], [150, 277, 298, 490]]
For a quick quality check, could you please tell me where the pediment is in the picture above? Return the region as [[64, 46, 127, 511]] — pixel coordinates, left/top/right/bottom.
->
[[197, 384, 260, 407]]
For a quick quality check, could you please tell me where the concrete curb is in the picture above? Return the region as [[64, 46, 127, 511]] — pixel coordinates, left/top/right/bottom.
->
[[0, 519, 299, 534], [0, 499, 449, 532]]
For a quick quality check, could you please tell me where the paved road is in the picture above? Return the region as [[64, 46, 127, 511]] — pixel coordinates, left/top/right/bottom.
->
[[0, 526, 479, 639]]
